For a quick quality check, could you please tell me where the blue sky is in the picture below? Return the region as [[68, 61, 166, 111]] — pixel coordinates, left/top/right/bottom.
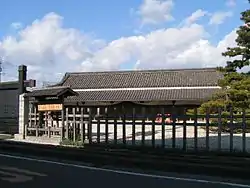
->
[[0, 0, 248, 84], [0, 0, 245, 40]]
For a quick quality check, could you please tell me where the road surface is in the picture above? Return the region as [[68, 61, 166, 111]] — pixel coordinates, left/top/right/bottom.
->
[[0, 152, 250, 188]]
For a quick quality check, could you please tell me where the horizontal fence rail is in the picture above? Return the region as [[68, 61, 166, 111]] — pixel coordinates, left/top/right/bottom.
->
[[27, 102, 250, 153]]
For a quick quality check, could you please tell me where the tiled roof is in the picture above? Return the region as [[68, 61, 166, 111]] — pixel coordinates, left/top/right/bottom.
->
[[59, 68, 223, 89], [30, 68, 223, 103], [64, 88, 220, 103], [25, 86, 77, 97]]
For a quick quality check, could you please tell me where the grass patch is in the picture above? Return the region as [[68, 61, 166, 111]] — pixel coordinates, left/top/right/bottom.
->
[[0, 134, 14, 140], [60, 138, 84, 148]]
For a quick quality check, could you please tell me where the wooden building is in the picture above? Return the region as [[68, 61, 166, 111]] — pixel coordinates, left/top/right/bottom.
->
[[24, 67, 223, 143]]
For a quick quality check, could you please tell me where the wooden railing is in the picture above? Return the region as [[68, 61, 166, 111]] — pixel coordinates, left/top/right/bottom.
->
[[25, 124, 62, 138]]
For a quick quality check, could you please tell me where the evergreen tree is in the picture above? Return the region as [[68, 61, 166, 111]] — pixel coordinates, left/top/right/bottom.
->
[[198, 4, 250, 113]]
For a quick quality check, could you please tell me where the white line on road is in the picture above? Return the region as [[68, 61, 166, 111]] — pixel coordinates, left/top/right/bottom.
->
[[0, 153, 249, 187], [0, 166, 47, 183], [0, 166, 47, 177], [0, 170, 33, 183]]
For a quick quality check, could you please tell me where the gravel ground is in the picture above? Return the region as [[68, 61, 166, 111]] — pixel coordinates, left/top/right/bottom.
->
[[89, 121, 250, 152], [8, 120, 250, 153]]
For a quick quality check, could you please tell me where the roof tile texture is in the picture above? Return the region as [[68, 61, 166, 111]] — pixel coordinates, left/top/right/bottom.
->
[[61, 68, 223, 89]]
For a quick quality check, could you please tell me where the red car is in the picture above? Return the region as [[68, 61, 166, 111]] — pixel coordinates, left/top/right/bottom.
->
[[155, 113, 172, 123]]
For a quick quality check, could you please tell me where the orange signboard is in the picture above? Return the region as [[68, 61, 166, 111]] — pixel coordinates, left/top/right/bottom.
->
[[38, 104, 63, 111]]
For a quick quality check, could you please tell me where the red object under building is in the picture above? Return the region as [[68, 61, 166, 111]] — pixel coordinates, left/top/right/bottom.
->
[[155, 113, 172, 123]]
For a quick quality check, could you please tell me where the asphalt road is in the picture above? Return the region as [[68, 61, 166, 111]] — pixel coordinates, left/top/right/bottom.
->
[[0, 153, 250, 188]]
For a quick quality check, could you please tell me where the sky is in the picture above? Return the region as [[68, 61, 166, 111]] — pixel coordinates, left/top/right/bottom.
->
[[0, 0, 249, 85]]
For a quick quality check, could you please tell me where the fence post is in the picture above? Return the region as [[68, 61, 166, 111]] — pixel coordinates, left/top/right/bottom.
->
[[61, 105, 65, 141], [229, 106, 234, 152], [218, 108, 222, 151], [132, 107, 136, 146], [65, 108, 69, 139], [44, 112, 48, 137], [242, 109, 246, 153], [182, 108, 187, 151], [23, 124, 26, 139], [205, 108, 210, 151], [151, 107, 155, 148], [88, 108, 92, 144], [161, 107, 165, 148], [114, 106, 118, 145], [48, 126, 51, 138], [172, 101, 176, 149], [141, 107, 146, 146], [80, 107, 84, 142], [97, 107, 101, 144], [122, 105, 126, 145], [73, 107, 76, 142], [105, 107, 109, 144], [25, 124, 28, 137], [194, 108, 198, 151], [36, 125, 38, 137]]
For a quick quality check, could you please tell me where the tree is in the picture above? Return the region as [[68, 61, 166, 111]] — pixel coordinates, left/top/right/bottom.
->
[[198, 3, 250, 114], [185, 1, 250, 133]]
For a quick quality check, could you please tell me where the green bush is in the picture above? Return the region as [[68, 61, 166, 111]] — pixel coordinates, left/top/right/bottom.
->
[[60, 138, 84, 148]]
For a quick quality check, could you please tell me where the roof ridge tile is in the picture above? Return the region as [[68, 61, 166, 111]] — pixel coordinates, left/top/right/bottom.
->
[[66, 67, 218, 76]]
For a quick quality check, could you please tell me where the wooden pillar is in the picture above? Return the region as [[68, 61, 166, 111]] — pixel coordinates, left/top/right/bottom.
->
[[28, 105, 32, 129], [73, 107, 76, 142], [38, 102, 43, 128], [132, 107, 136, 146], [151, 107, 155, 148], [80, 107, 84, 142], [38, 110, 43, 137], [161, 106, 165, 148], [61, 106, 65, 140], [65, 107, 69, 139], [105, 107, 109, 144], [122, 104, 126, 145], [141, 106, 146, 146], [44, 111, 48, 137], [172, 100, 176, 149], [88, 108, 92, 143], [182, 108, 187, 151], [97, 107, 101, 144]]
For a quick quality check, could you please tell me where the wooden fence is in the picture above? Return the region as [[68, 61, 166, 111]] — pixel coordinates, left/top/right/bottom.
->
[[26, 104, 250, 153]]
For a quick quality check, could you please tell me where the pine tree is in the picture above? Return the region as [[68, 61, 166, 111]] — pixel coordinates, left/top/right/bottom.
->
[[198, 4, 250, 113]]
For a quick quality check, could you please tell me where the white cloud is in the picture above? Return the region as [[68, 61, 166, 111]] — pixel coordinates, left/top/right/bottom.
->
[[226, 0, 236, 7], [183, 9, 207, 26], [10, 22, 23, 30], [0, 12, 104, 83], [137, 0, 174, 26], [209, 11, 233, 25], [0, 11, 239, 84], [82, 24, 237, 71]]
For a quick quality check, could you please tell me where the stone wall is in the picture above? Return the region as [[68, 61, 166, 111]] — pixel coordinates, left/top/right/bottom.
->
[[14, 94, 29, 139]]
